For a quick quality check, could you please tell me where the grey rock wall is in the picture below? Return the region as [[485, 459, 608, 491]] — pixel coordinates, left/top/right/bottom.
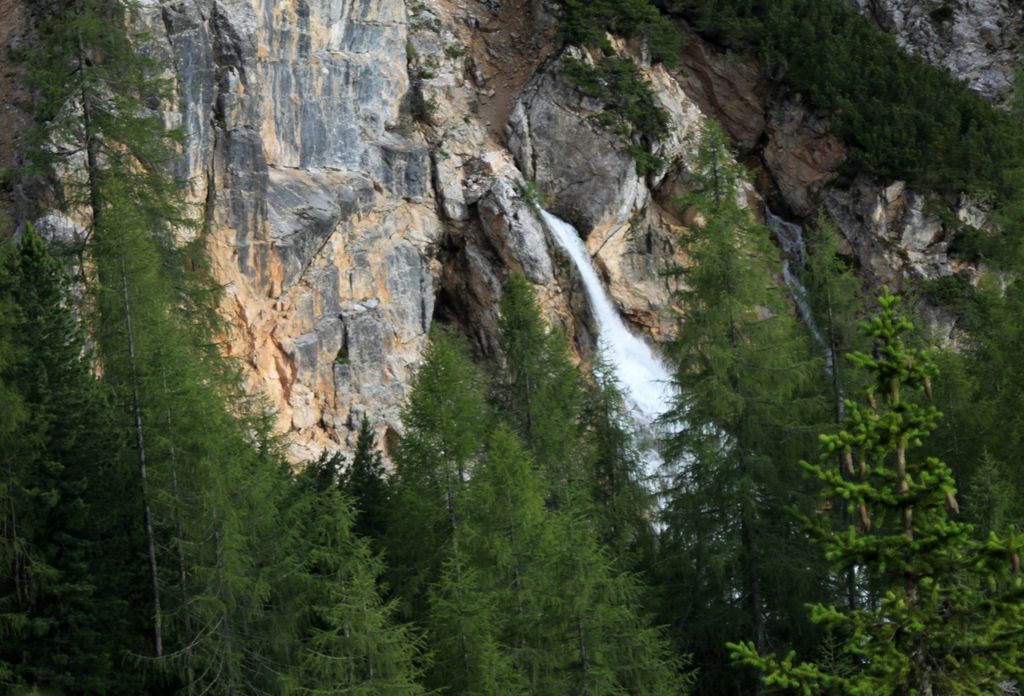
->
[[13, 0, 1013, 458], [848, 0, 1023, 102]]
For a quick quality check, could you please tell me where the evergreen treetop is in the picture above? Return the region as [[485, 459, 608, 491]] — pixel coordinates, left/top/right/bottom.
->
[[731, 290, 1024, 695]]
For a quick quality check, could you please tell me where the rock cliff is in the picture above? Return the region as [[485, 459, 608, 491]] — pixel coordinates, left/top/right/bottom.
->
[[139, 0, 711, 460], [848, 0, 1022, 103], [4, 0, 1021, 459]]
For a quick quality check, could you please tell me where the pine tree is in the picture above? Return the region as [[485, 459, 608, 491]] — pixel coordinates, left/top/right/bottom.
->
[[424, 426, 534, 696], [657, 123, 828, 694], [340, 416, 391, 545], [580, 352, 658, 564], [953, 268, 1024, 530], [730, 290, 1024, 694], [286, 455, 424, 696], [801, 215, 868, 425], [18, 1, 299, 689], [0, 239, 24, 688], [430, 424, 687, 695], [543, 500, 689, 696], [0, 225, 149, 693], [495, 272, 583, 489], [800, 216, 872, 613]]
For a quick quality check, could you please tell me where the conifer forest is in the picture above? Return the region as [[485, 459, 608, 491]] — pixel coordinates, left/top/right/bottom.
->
[[2, 0, 1024, 693]]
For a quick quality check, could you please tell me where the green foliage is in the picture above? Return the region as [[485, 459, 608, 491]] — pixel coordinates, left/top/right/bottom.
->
[[657, 125, 829, 694], [664, 0, 1024, 200], [557, 0, 684, 65], [800, 215, 870, 423], [561, 56, 670, 175], [0, 226, 149, 693], [515, 178, 543, 209], [580, 353, 658, 563], [950, 270, 1024, 528], [340, 416, 391, 546], [730, 291, 1024, 694], [495, 272, 582, 486], [286, 456, 424, 695], [914, 273, 978, 318], [385, 329, 491, 620]]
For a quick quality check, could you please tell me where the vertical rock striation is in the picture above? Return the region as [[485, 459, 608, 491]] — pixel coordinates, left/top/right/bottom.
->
[[10, 0, 1018, 458]]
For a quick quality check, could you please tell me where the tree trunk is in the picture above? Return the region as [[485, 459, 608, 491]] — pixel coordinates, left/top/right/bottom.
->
[[741, 507, 766, 657], [120, 256, 163, 658]]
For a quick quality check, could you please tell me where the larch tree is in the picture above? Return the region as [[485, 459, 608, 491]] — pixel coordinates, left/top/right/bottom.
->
[[657, 123, 829, 694], [384, 328, 491, 621], [285, 454, 424, 696], [580, 352, 658, 566], [731, 290, 1024, 695], [494, 271, 584, 491], [21, 0, 293, 690]]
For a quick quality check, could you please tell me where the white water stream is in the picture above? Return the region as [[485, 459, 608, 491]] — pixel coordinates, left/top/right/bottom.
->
[[539, 210, 675, 431], [764, 207, 844, 414]]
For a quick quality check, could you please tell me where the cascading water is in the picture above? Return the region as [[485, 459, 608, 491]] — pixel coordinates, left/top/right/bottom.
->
[[538, 210, 674, 437], [764, 207, 844, 416]]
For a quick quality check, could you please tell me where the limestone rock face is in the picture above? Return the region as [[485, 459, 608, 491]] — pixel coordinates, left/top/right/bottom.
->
[[825, 176, 974, 289], [676, 33, 767, 151], [508, 45, 707, 342], [133, 0, 443, 460], [507, 53, 642, 238], [848, 0, 1023, 102], [763, 96, 846, 218], [11, 0, 1014, 459]]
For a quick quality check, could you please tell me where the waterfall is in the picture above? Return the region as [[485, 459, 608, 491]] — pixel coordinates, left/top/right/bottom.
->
[[764, 207, 844, 415], [538, 210, 674, 429]]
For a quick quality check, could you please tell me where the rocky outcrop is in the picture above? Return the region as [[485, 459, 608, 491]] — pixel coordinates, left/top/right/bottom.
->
[[508, 43, 705, 340], [824, 176, 990, 290], [130, 0, 445, 459], [507, 51, 642, 237], [9, 0, 1008, 459], [848, 0, 1023, 102], [676, 33, 767, 152], [763, 96, 846, 218]]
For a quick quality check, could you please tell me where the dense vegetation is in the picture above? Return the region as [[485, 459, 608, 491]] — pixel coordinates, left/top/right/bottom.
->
[[3, 1, 1024, 694], [669, 0, 1024, 197], [559, 0, 1024, 260], [558, 0, 683, 66], [561, 56, 670, 175]]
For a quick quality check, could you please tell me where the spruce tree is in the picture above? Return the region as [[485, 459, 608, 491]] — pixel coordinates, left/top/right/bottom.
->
[[340, 416, 391, 546], [286, 455, 424, 696], [731, 290, 1024, 694], [657, 123, 828, 694], [0, 226, 148, 693]]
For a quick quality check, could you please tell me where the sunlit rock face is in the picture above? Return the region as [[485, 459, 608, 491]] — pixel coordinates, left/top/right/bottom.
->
[[131, 0, 711, 461], [137, 0, 440, 460], [9, 0, 1017, 459]]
